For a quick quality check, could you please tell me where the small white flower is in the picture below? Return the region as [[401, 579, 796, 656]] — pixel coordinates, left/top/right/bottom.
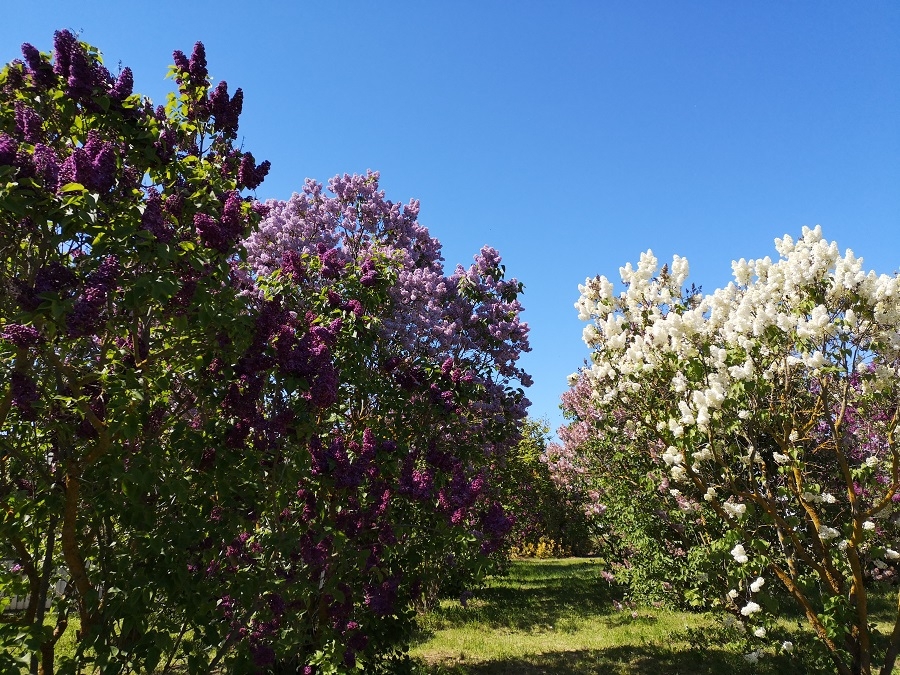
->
[[741, 601, 761, 616], [727, 589, 739, 599], [731, 544, 749, 564], [773, 452, 790, 464], [703, 487, 717, 502], [732, 257, 752, 284], [863, 520, 876, 531], [807, 351, 827, 369], [789, 430, 799, 442], [662, 446, 683, 466], [723, 502, 747, 518], [693, 447, 713, 463], [875, 560, 888, 570], [822, 493, 837, 504], [819, 525, 841, 540], [744, 649, 762, 663], [750, 576, 765, 593], [696, 406, 710, 428], [782, 641, 794, 653], [866, 455, 880, 468], [754, 627, 766, 638], [669, 489, 681, 497], [885, 548, 900, 560]]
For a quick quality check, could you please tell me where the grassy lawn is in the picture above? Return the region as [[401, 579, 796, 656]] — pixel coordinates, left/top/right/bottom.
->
[[410, 557, 802, 675], [11, 558, 900, 673]]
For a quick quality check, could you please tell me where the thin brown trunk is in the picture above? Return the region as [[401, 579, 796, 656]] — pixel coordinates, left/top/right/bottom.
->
[[8, 535, 39, 625], [61, 470, 92, 634], [39, 641, 55, 675], [32, 515, 59, 675], [832, 382, 871, 674], [39, 611, 68, 675], [846, 544, 871, 674], [161, 619, 189, 674], [769, 562, 854, 675]]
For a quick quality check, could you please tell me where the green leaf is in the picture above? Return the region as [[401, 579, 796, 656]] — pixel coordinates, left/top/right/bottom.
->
[[59, 182, 87, 193]]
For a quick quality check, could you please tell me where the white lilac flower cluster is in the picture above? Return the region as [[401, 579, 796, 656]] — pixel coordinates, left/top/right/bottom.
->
[[722, 501, 747, 519], [575, 226, 900, 496], [802, 492, 837, 504], [576, 225, 900, 449], [731, 544, 749, 564], [818, 525, 841, 541], [726, 573, 770, 658], [574, 227, 900, 666]]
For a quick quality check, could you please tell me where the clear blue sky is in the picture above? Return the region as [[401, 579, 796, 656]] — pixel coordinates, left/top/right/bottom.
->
[[4, 2, 899, 437]]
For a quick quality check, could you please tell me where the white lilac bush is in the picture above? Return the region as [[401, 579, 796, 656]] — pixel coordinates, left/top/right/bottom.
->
[[565, 226, 900, 675]]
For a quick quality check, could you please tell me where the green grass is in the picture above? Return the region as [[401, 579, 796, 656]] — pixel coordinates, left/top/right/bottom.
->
[[409, 558, 802, 675], [12, 559, 900, 673]]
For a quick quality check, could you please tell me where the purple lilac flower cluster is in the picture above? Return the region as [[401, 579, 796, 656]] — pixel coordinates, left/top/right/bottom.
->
[[237, 152, 270, 190], [1, 323, 41, 348], [208, 80, 243, 139], [171, 42, 208, 91], [244, 170, 531, 429], [307, 429, 378, 490], [0, 133, 17, 167], [0, 33, 137, 198], [16, 261, 76, 312], [195, 191, 249, 252], [68, 255, 121, 337], [52, 30, 95, 101], [364, 577, 399, 617], [0, 125, 116, 194], [15, 101, 42, 143], [15, 30, 132, 105], [140, 187, 174, 242], [10, 371, 40, 420], [58, 130, 118, 193]]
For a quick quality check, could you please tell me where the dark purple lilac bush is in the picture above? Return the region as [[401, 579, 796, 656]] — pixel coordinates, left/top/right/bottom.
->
[[0, 32, 530, 674]]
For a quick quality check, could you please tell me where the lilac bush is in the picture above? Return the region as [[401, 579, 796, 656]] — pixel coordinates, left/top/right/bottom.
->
[[567, 228, 900, 674], [243, 171, 532, 618], [0, 32, 277, 674], [0, 33, 531, 675], [245, 171, 530, 386]]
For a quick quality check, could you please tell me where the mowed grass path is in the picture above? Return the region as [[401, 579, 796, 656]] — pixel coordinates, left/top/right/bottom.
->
[[410, 558, 796, 675]]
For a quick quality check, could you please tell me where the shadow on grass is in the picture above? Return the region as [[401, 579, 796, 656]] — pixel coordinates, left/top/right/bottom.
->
[[420, 560, 618, 635], [416, 644, 796, 675], [869, 583, 900, 623]]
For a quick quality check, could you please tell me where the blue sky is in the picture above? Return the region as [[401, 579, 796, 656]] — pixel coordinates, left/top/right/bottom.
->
[[4, 2, 899, 437]]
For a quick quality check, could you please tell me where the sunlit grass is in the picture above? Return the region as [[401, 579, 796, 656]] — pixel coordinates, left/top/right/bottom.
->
[[411, 558, 799, 674], [10, 558, 900, 673]]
